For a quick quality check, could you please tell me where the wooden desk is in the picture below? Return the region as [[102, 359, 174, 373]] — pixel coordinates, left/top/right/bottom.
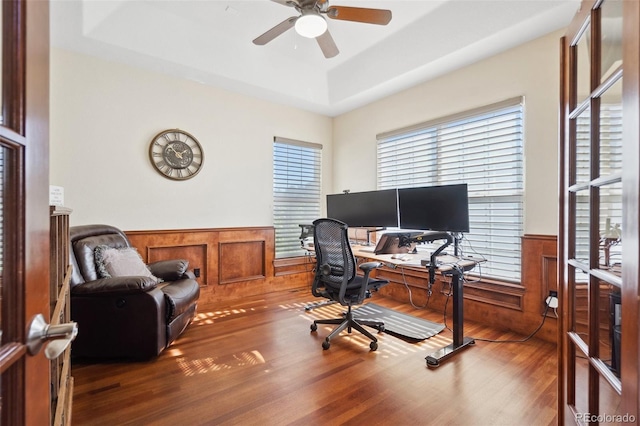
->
[[352, 245, 478, 367]]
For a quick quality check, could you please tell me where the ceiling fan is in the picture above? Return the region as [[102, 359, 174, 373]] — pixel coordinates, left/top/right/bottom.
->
[[253, 0, 392, 59]]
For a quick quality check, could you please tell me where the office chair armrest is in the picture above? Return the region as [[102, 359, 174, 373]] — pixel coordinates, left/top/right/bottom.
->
[[355, 262, 383, 303], [359, 261, 383, 272]]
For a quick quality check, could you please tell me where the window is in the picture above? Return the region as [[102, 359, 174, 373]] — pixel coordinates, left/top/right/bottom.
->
[[377, 98, 524, 281], [575, 102, 623, 268], [273, 137, 322, 258]]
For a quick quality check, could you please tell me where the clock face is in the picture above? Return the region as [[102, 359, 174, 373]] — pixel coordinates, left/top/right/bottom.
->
[[149, 129, 203, 180]]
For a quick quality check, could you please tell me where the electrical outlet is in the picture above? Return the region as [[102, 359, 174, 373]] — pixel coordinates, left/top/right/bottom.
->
[[546, 290, 558, 309]]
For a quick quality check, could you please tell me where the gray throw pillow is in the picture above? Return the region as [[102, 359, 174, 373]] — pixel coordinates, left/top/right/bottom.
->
[[94, 245, 160, 283]]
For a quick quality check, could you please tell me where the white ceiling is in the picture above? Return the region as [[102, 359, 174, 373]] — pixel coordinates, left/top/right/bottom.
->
[[51, 0, 580, 117]]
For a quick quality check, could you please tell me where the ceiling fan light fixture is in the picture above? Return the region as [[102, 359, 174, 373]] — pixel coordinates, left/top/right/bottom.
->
[[295, 13, 327, 38]]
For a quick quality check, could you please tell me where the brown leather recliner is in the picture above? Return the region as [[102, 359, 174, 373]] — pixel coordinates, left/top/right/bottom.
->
[[69, 224, 200, 359]]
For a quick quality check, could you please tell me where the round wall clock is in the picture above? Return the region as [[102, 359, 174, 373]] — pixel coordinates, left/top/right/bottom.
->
[[149, 129, 204, 180]]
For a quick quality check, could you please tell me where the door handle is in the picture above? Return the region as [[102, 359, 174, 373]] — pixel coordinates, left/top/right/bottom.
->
[[26, 314, 78, 360]]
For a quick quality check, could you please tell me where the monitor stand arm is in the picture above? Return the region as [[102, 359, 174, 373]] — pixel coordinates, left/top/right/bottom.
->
[[399, 231, 453, 284], [365, 227, 386, 246], [428, 234, 453, 284]]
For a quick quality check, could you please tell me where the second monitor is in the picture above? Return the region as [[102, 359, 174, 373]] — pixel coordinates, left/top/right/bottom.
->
[[398, 184, 470, 233]]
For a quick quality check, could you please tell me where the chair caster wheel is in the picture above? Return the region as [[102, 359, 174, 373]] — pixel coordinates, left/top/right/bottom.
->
[[322, 340, 331, 350], [310, 323, 317, 332], [370, 341, 378, 351]]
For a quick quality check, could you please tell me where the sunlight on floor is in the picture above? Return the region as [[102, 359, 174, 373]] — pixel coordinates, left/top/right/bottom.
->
[[282, 300, 453, 358], [175, 350, 266, 377], [192, 307, 252, 325], [173, 299, 454, 377]]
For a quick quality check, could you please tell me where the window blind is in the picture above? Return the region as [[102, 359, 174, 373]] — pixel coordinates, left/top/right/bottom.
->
[[575, 103, 623, 266], [273, 137, 322, 258], [377, 98, 524, 281]]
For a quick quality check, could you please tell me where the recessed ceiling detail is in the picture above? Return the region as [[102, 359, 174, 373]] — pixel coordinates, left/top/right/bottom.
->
[[51, 0, 580, 116]]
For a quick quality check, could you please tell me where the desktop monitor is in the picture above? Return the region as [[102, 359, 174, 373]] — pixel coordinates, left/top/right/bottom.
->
[[398, 184, 470, 233], [326, 189, 398, 228]]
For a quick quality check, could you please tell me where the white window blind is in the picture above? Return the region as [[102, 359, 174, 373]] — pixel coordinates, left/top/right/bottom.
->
[[377, 98, 524, 281], [273, 137, 322, 258]]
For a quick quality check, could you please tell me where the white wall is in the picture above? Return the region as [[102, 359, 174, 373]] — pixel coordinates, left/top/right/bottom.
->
[[52, 29, 562, 235], [51, 48, 333, 230], [332, 31, 562, 235]]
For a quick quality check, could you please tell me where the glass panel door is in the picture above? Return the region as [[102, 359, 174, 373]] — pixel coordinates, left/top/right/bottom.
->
[[562, 0, 628, 422]]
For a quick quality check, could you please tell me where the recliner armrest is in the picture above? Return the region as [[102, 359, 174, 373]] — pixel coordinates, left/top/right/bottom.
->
[[71, 276, 158, 295], [148, 259, 189, 281]]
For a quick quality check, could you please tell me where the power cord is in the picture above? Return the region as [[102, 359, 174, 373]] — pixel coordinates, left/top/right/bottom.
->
[[456, 234, 486, 283], [399, 266, 431, 309], [396, 251, 547, 343], [400, 259, 469, 311], [472, 303, 550, 343], [440, 271, 552, 343], [470, 303, 550, 344]]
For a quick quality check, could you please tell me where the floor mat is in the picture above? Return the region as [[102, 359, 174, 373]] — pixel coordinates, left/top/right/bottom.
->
[[353, 303, 445, 341]]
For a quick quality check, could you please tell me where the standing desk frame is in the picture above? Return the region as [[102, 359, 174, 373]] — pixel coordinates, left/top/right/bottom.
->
[[424, 265, 475, 367], [351, 245, 477, 367]]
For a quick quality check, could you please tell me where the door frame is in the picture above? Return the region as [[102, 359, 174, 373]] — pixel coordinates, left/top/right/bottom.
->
[[0, 0, 51, 424], [559, 0, 640, 423]]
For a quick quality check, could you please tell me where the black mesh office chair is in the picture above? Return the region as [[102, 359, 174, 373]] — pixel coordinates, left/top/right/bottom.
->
[[309, 218, 388, 350]]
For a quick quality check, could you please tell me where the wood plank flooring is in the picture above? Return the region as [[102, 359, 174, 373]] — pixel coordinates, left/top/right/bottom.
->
[[71, 289, 558, 425]]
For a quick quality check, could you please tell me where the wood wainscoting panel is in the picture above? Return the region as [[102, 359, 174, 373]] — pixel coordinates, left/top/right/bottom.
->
[[274, 254, 315, 277], [126, 227, 307, 304], [464, 281, 524, 311], [219, 241, 265, 284], [521, 235, 558, 323]]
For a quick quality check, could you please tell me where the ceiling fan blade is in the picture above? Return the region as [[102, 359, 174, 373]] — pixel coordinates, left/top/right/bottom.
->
[[316, 30, 339, 58], [253, 17, 297, 45], [326, 6, 392, 25], [270, 0, 299, 7]]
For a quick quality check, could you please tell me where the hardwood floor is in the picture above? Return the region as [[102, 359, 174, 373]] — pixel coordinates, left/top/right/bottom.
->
[[71, 289, 558, 425]]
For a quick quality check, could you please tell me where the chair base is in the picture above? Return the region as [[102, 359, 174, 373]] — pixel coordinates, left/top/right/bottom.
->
[[304, 299, 337, 311], [311, 305, 384, 351]]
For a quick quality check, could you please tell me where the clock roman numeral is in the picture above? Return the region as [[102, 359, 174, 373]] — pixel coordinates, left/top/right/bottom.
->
[[162, 165, 173, 176]]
